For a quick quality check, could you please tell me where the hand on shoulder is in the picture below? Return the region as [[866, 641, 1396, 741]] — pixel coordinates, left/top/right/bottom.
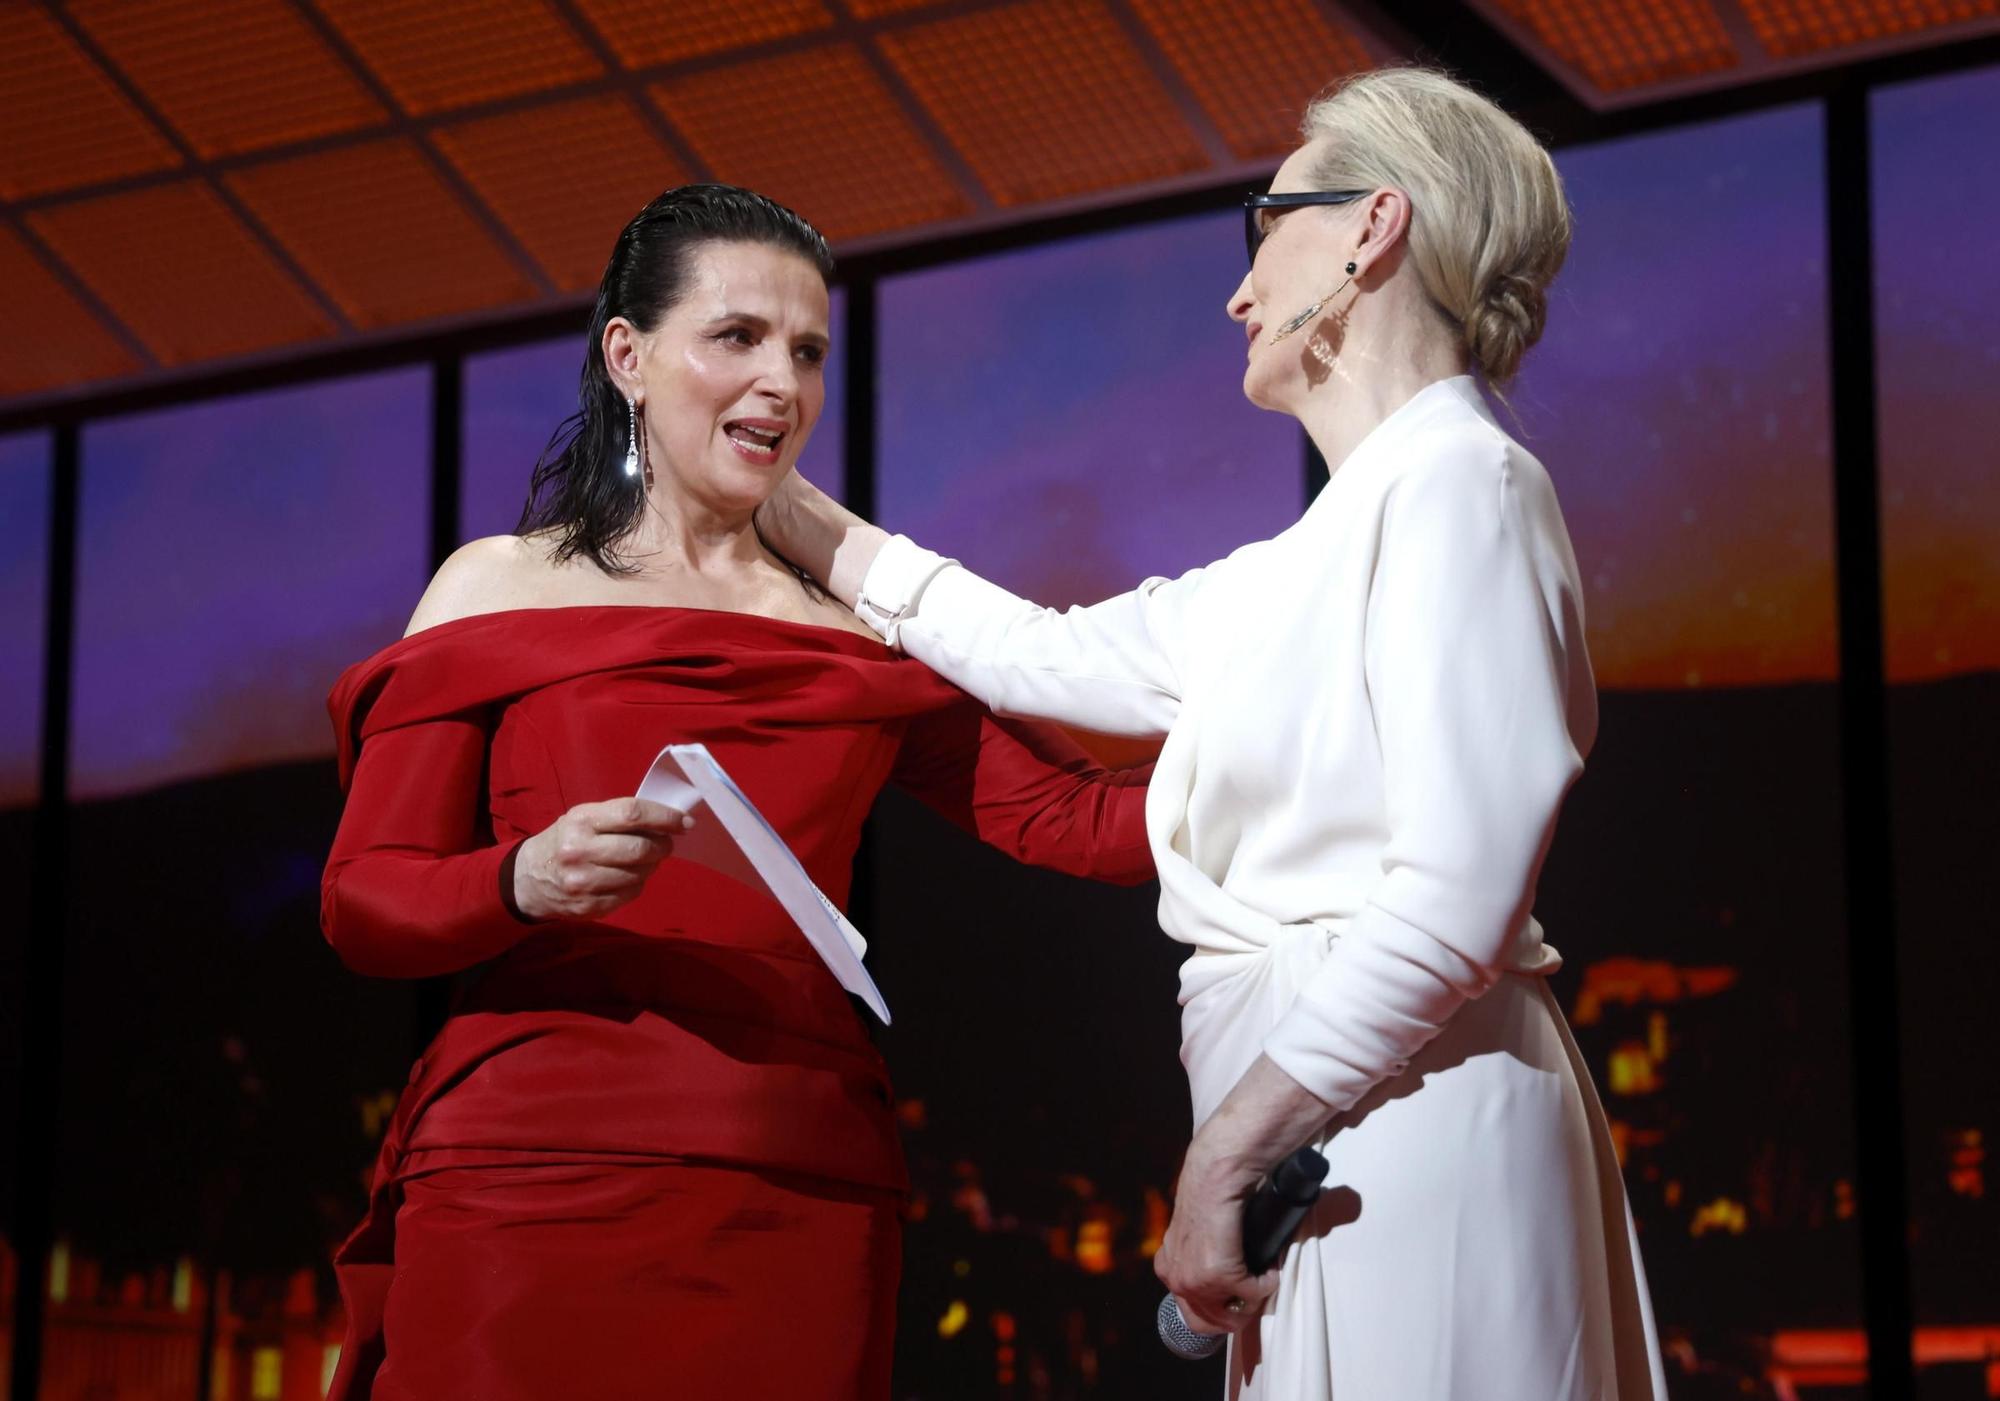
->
[[405, 535, 543, 636]]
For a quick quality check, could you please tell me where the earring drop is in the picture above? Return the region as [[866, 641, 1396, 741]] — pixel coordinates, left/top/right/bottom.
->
[[623, 397, 640, 479], [1272, 299, 1329, 341], [1269, 260, 1364, 345]]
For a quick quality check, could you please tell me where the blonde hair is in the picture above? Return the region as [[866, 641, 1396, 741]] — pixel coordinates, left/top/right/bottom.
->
[[1301, 67, 1571, 386]]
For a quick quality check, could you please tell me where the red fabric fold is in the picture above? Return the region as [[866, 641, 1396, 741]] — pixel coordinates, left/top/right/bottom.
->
[[320, 606, 1153, 1399]]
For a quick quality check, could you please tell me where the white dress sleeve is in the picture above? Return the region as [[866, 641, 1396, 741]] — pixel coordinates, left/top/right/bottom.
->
[[1261, 443, 1589, 1113], [854, 533, 1200, 738]]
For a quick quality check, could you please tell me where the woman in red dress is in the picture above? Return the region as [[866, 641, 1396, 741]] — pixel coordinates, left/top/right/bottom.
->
[[320, 186, 1152, 1401]]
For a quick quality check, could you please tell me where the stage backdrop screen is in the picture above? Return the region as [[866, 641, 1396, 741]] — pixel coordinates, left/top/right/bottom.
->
[[1873, 59, 2000, 1381], [1518, 100, 1862, 1392], [50, 371, 431, 1399], [878, 212, 1301, 606], [0, 433, 47, 812], [70, 371, 430, 798]]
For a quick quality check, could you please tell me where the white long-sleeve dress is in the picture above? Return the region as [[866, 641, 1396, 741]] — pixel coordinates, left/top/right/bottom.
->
[[854, 376, 1668, 1399]]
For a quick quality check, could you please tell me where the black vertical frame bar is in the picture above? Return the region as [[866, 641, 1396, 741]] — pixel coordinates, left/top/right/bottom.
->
[[413, 356, 464, 1050], [841, 279, 879, 525], [843, 277, 881, 945], [11, 421, 78, 1401], [1824, 85, 1914, 1400]]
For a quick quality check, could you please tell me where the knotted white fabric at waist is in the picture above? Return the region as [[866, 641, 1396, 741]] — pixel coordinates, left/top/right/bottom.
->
[[1176, 919, 1343, 1130]]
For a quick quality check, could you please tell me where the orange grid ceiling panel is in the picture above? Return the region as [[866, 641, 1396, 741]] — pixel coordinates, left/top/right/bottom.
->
[[437, 96, 690, 293], [0, 6, 179, 201], [651, 46, 973, 242], [1130, 0, 1375, 161], [1739, 0, 1999, 59], [67, 0, 384, 161], [315, 0, 603, 116], [845, 0, 956, 15], [878, 0, 1211, 206], [0, 226, 141, 396], [567, 0, 832, 68], [225, 139, 538, 328], [1486, 0, 1740, 92], [28, 182, 335, 365]]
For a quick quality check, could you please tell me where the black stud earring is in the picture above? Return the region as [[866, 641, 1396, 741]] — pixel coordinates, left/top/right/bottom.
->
[[1345, 261, 1358, 276]]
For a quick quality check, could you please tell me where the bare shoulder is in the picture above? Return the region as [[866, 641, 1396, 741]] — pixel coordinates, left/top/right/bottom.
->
[[405, 535, 550, 636]]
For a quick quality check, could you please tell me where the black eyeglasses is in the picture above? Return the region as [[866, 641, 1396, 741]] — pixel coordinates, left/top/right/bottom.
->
[[1243, 190, 1370, 267]]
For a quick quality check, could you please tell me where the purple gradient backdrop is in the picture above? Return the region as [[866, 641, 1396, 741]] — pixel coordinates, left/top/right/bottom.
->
[[1873, 64, 2000, 683], [1, 431, 50, 809], [878, 213, 1302, 607], [1874, 62, 2000, 1354], [69, 370, 430, 800], [463, 336, 576, 543], [462, 289, 847, 543], [1520, 102, 1838, 691]]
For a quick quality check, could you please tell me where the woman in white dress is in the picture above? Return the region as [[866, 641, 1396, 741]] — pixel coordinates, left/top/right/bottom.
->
[[764, 67, 1669, 1399]]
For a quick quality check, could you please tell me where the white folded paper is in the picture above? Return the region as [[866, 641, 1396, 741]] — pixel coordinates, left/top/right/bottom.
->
[[636, 742, 890, 1025]]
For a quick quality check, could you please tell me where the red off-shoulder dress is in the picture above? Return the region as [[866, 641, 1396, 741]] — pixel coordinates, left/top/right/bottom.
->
[[319, 607, 1153, 1401]]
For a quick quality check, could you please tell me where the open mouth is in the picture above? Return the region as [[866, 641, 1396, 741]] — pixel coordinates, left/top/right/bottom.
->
[[723, 419, 787, 462]]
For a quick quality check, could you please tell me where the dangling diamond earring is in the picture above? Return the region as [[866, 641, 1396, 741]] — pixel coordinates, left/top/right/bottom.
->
[[623, 397, 641, 479]]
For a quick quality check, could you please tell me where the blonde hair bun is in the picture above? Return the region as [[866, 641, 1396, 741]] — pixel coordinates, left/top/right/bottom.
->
[[1466, 269, 1547, 386], [1302, 67, 1571, 387]]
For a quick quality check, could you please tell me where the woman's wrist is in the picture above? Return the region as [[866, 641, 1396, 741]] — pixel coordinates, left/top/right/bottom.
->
[[1178, 1140, 1264, 1200], [826, 520, 892, 609], [505, 833, 546, 922], [1184, 1055, 1335, 1188], [762, 471, 844, 591]]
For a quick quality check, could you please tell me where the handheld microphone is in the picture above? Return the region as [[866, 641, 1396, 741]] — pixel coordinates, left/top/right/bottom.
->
[[1156, 1145, 1330, 1360]]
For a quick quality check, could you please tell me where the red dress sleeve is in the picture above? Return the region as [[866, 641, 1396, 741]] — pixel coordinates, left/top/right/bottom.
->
[[321, 710, 533, 979], [890, 700, 1155, 884]]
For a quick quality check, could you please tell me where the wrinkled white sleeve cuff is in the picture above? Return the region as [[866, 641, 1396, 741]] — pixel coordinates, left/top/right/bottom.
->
[[852, 533, 1191, 735], [854, 534, 960, 647], [1259, 903, 1496, 1114]]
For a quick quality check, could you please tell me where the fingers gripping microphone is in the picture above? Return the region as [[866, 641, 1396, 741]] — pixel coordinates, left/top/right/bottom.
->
[[1156, 1146, 1330, 1360], [1242, 1146, 1332, 1271]]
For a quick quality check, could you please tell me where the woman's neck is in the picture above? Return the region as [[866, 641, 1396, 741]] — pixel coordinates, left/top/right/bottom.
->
[[1292, 296, 1468, 477], [621, 477, 768, 578]]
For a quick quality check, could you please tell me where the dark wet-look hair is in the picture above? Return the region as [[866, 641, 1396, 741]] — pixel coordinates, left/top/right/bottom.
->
[[516, 184, 835, 574]]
